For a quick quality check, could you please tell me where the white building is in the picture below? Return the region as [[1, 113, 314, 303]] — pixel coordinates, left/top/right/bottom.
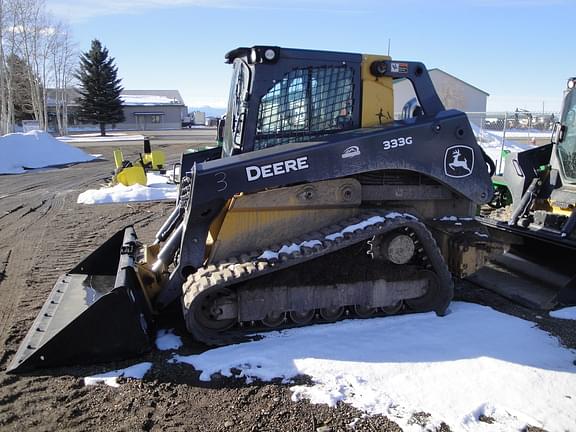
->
[[46, 88, 187, 132], [121, 90, 187, 130], [193, 111, 206, 126], [393, 69, 489, 125]]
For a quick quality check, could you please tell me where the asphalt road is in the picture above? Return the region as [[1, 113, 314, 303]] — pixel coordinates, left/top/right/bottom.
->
[[61, 128, 217, 148]]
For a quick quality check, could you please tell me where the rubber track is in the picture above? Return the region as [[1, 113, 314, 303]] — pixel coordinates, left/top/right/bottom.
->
[[182, 211, 453, 345]]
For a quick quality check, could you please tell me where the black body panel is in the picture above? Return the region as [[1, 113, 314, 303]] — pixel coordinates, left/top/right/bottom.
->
[[502, 144, 553, 208], [177, 110, 493, 273]]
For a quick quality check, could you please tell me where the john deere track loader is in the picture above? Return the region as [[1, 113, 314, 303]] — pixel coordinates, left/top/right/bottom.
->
[[8, 46, 495, 372], [471, 78, 576, 309]]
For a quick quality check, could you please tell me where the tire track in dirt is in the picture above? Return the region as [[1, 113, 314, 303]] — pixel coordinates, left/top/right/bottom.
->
[[0, 157, 114, 362], [0, 178, 173, 362], [0, 193, 69, 363], [0, 150, 162, 347], [0, 250, 10, 283], [0, 205, 24, 220], [0, 153, 143, 427]]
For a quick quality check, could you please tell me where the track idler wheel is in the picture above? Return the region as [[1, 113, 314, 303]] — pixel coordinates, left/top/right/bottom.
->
[[319, 307, 344, 322], [380, 301, 403, 315], [289, 310, 315, 325], [193, 288, 236, 331], [353, 305, 378, 318], [261, 311, 286, 328]]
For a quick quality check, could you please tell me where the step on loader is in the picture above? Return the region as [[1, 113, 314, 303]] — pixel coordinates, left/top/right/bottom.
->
[[8, 46, 496, 373], [473, 77, 576, 309]]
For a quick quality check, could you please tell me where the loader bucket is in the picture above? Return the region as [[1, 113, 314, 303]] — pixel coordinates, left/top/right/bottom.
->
[[7, 227, 154, 373]]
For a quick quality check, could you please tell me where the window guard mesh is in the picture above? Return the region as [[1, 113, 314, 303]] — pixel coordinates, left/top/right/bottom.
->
[[255, 66, 354, 150]]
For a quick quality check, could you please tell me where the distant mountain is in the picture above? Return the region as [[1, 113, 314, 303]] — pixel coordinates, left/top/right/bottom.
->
[[188, 106, 226, 118]]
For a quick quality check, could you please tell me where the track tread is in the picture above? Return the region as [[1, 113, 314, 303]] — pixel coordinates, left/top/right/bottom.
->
[[182, 211, 453, 345]]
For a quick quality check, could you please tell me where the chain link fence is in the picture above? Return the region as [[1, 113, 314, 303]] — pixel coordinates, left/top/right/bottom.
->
[[466, 111, 557, 175], [395, 109, 558, 175], [469, 111, 556, 143]]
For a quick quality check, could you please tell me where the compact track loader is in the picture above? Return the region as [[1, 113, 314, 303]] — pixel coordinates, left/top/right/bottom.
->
[[472, 78, 576, 309], [8, 46, 495, 372]]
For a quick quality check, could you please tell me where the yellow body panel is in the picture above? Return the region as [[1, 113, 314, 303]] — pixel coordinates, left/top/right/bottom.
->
[[361, 54, 394, 127], [113, 149, 124, 169], [209, 208, 359, 263], [142, 150, 166, 170], [116, 166, 147, 186], [207, 179, 362, 262], [550, 204, 574, 216]]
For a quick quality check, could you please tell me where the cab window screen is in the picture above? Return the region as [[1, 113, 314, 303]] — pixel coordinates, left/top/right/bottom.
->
[[255, 66, 354, 150], [558, 91, 576, 181]]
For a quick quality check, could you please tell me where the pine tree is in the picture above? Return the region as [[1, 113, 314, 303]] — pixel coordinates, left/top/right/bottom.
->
[[75, 39, 124, 136], [6, 54, 36, 123]]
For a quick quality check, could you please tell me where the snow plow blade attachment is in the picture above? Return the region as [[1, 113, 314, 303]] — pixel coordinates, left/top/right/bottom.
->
[[7, 227, 154, 373]]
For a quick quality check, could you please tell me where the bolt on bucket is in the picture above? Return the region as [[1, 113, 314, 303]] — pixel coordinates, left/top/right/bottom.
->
[[7, 227, 154, 373]]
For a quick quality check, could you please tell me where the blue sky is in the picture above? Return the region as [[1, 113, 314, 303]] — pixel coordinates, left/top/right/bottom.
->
[[45, 0, 575, 112]]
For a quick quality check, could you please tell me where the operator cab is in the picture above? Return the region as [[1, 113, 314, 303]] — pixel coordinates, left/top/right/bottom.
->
[[556, 78, 576, 184], [222, 46, 362, 158]]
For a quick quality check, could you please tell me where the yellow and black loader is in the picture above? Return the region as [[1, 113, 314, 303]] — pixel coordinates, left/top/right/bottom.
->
[[9, 46, 498, 372]]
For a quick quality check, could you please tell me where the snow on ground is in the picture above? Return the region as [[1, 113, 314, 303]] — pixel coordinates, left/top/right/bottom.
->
[[471, 124, 533, 174], [172, 302, 576, 432], [0, 130, 97, 174], [487, 129, 553, 139], [77, 172, 177, 204], [550, 306, 576, 320], [436, 216, 474, 222], [155, 329, 183, 351], [59, 132, 146, 143], [84, 362, 152, 388]]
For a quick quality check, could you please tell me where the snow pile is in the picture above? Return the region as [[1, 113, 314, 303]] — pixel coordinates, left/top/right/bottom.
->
[[59, 133, 146, 143], [84, 362, 152, 388], [0, 130, 97, 174], [172, 302, 576, 432], [550, 306, 576, 320], [471, 124, 532, 174], [77, 172, 177, 204], [155, 329, 183, 351]]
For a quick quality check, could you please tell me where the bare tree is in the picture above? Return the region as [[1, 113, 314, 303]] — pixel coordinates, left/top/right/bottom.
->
[[0, 0, 14, 135], [0, 0, 76, 135], [12, 0, 47, 129], [0, 0, 24, 135], [50, 22, 76, 135], [0, 0, 6, 134]]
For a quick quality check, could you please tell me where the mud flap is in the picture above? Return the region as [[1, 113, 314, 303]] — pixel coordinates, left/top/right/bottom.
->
[[7, 227, 154, 373]]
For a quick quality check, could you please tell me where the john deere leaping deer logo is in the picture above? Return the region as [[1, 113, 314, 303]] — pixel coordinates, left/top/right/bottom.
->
[[444, 145, 474, 178]]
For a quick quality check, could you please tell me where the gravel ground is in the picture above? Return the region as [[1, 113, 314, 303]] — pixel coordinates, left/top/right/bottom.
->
[[0, 140, 573, 432]]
